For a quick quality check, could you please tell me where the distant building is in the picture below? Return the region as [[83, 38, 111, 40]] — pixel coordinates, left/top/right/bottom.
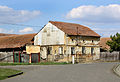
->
[[99, 37, 111, 51], [34, 21, 100, 62]]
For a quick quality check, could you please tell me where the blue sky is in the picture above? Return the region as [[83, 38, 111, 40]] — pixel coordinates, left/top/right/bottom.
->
[[0, 0, 120, 37]]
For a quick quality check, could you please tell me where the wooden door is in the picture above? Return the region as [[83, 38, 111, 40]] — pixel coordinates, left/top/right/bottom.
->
[[31, 53, 39, 63]]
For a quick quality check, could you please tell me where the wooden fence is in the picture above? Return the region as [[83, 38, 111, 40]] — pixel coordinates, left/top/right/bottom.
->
[[100, 52, 120, 61]]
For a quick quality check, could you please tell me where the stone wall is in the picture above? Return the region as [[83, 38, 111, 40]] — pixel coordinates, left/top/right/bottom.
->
[[0, 52, 13, 62], [40, 45, 100, 62]]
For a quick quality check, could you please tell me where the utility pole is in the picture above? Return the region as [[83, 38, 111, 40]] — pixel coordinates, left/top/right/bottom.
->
[[76, 27, 79, 46], [72, 27, 79, 64]]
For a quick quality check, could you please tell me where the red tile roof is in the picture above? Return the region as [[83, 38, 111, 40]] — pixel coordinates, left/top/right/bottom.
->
[[49, 21, 100, 37], [0, 33, 16, 37], [99, 37, 111, 50], [0, 33, 36, 49]]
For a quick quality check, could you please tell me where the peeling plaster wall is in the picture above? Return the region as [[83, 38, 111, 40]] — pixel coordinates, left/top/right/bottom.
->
[[34, 22, 100, 61], [26, 45, 40, 54], [0, 52, 13, 62], [65, 35, 100, 46], [34, 22, 65, 45]]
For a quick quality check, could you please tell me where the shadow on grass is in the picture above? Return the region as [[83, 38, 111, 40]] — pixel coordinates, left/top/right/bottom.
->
[[0, 68, 22, 80]]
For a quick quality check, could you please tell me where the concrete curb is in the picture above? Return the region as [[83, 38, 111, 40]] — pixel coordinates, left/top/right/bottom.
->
[[7, 72, 23, 78], [113, 64, 120, 77]]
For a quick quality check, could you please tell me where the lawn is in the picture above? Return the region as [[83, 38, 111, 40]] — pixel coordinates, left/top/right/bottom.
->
[[0, 68, 21, 80], [0, 62, 70, 66]]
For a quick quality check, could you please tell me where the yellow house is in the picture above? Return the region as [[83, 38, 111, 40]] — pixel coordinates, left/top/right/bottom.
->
[[34, 21, 100, 62]]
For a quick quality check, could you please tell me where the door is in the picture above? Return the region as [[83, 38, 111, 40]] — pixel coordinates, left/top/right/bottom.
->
[[31, 53, 39, 63], [14, 53, 19, 62]]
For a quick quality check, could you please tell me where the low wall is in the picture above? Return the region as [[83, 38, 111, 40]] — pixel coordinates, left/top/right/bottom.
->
[[0, 52, 13, 62], [100, 52, 120, 61]]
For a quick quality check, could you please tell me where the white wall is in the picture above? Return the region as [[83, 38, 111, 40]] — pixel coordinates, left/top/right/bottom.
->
[[34, 22, 65, 45]]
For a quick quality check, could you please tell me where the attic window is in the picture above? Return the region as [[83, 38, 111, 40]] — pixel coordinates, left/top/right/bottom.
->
[[51, 26, 54, 32], [43, 29, 47, 32]]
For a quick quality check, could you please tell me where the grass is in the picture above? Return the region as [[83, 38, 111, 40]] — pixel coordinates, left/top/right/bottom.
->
[[0, 62, 71, 66], [0, 68, 21, 80]]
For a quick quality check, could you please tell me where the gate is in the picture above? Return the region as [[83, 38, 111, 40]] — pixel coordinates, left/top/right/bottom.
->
[[14, 52, 21, 63], [31, 53, 39, 63]]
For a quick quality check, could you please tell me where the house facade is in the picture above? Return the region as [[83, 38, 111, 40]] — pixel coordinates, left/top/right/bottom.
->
[[34, 21, 100, 62]]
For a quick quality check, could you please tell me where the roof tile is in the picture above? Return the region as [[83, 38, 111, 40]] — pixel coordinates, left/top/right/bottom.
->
[[49, 21, 100, 37]]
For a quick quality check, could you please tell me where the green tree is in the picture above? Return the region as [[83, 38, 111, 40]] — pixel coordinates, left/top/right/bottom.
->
[[106, 33, 120, 52]]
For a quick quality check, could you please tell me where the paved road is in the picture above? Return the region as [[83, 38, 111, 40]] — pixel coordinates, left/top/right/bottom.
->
[[1, 62, 120, 82]]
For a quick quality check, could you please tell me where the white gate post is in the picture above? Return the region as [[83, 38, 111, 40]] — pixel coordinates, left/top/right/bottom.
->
[[72, 55, 75, 64]]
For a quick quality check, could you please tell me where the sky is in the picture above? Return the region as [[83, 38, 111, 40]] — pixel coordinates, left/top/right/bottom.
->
[[0, 0, 120, 37]]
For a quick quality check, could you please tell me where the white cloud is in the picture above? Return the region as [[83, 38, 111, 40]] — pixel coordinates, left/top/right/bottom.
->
[[0, 28, 5, 32], [19, 27, 33, 33], [0, 28, 14, 33], [7, 29, 14, 33], [66, 4, 120, 23], [0, 6, 40, 23]]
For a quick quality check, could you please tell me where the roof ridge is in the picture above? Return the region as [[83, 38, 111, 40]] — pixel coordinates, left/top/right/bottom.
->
[[49, 21, 100, 37], [49, 21, 88, 27]]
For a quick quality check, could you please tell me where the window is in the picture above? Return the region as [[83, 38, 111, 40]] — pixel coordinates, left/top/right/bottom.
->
[[82, 47, 85, 55], [83, 40, 85, 43], [64, 50, 66, 55], [47, 27, 50, 36], [72, 39, 74, 42], [92, 40, 94, 43], [59, 47, 63, 54], [47, 47, 52, 55], [55, 50, 56, 54], [71, 47, 75, 55], [91, 47, 94, 55], [43, 29, 47, 32]]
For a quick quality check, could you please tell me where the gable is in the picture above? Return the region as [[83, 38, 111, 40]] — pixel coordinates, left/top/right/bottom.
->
[[34, 22, 65, 45]]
